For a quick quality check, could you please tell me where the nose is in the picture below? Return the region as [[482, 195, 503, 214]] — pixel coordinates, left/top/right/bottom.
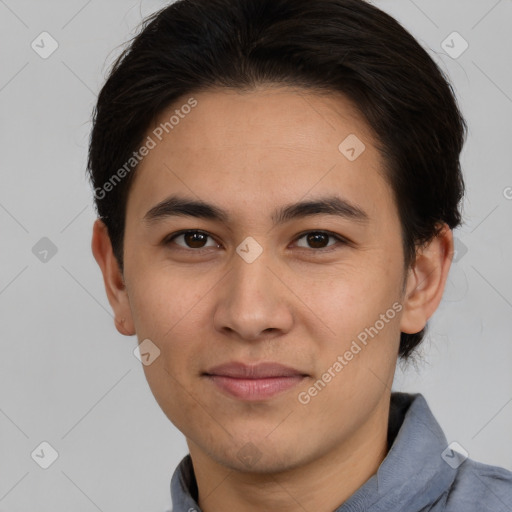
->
[[213, 246, 294, 342]]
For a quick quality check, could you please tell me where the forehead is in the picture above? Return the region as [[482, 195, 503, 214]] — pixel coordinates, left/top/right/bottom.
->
[[151, 86, 375, 153], [128, 86, 395, 225]]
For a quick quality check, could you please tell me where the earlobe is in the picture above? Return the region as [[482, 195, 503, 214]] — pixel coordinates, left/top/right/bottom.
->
[[91, 219, 136, 336], [399, 224, 454, 335], [114, 316, 134, 336]]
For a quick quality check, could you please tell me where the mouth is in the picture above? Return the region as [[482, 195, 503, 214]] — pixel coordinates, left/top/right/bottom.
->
[[203, 361, 308, 401]]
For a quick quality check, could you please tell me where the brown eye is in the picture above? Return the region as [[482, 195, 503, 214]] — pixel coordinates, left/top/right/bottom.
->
[[295, 231, 341, 250], [167, 230, 218, 249], [184, 232, 208, 248], [307, 233, 329, 249]]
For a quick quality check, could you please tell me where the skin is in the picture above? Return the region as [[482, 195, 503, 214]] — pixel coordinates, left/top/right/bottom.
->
[[92, 86, 453, 512]]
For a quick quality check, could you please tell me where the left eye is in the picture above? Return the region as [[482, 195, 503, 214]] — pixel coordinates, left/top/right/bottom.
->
[[294, 231, 343, 250], [165, 230, 345, 251]]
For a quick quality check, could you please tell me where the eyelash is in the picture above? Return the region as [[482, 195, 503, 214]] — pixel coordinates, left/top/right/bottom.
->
[[163, 229, 350, 253]]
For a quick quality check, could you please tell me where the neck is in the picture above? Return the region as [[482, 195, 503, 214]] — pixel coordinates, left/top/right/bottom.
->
[[188, 395, 391, 512]]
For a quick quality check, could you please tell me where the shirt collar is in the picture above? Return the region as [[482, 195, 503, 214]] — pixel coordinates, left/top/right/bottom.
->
[[170, 392, 456, 512]]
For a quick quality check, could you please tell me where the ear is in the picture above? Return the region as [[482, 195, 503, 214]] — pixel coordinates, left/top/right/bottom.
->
[[91, 219, 135, 336], [400, 223, 454, 334]]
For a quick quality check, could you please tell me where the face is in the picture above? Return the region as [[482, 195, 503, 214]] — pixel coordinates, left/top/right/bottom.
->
[[97, 86, 438, 474]]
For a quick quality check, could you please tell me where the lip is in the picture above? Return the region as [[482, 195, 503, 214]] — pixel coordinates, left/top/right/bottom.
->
[[203, 362, 308, 401], [205, 361, 307, 378]]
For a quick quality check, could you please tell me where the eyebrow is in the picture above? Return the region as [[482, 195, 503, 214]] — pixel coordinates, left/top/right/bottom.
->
[[143, 194, 369, 226]]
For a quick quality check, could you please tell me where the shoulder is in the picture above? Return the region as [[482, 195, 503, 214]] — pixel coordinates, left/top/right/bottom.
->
[[443, 458, 512, 511]]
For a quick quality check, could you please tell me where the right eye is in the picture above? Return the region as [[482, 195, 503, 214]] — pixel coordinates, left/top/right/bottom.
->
[[164, 230, 221, 251]]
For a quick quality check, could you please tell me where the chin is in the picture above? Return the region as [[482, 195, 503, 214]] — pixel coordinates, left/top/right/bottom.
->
[[211, 438, 308, 475]]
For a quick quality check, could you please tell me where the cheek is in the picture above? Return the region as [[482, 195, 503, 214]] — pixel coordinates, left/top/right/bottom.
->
[[295, 262, 403, 393], [128, 270, 214, 388], [127, 269, 208, 339], [293, 261, 400, 335], [131, 273, 206, 427], [141, 355, 205, 436]]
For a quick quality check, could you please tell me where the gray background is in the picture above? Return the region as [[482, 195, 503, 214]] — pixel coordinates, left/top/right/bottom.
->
[[0, 0, 511, 510]]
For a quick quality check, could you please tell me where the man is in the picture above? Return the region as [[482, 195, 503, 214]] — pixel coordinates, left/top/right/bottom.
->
[[88, 0, 512, 510]]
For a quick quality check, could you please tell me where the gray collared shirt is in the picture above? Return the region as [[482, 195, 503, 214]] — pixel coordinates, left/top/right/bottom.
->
[[169, 392, 512, 511]]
